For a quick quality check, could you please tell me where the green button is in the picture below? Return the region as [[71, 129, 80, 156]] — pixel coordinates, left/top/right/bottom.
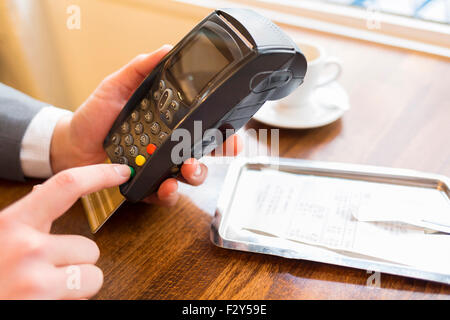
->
[[129, 166, 135, 178]]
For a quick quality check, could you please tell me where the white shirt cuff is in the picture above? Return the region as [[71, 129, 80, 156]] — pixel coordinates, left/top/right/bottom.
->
[[20, 106, 73, 178]]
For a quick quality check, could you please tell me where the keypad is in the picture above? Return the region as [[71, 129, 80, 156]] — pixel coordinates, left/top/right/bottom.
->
[[129, 145, 139, 157], [134, 123, 144, 135], [158, 132, 168, 142], [129, 166, 135, 177], [150, 122, 161, 135], [121, 122, 130, 134], [139, 134, 150, 146], [118, 156, 128, 165], [146, 143, 157, 155], [163, 110, 173, 124], [170, 100, 179, 111], [108, 80, 182, 181], [124, 134, 134, 146], [114, 145, 124, 156], [140, 98, 150, 110], [131, 110, 140, 122], [135, 155, 146, 166], [111, 134, 121, 145], [159, 80, 165, 92], [144, 110, 154, 123], [158, 88, 173, 111]]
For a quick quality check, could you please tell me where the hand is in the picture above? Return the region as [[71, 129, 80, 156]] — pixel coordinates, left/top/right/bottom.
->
[[50, 45, 243, 206], [0, 163, 132, 299]]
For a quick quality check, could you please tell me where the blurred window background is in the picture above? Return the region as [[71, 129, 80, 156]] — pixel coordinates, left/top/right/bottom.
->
[[0, 0, 448, 111], [322, 0, 450, 24], [212, 0, 450, 56]]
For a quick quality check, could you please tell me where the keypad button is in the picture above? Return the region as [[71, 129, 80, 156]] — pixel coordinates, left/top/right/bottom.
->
[[129, 145, 139, 157], [170, 100, 179, 111], [159, 80, 165, 92], [144, 111, 154, 123], [164, 110, 173, 123], [135, 155, 146, 166], [150, 122, 161, 135], [124, 134, 134, 146], [121, 122, 130, 134], [134, 122, 144, 135], [158, 88, 173, 111], [131, 110, 140, 122], [129, 166, 135, 178], [111, 134, 121, 145], [153, 91, 160, 101], [146, 143, 157, 155], [139, 134, 150, 146], [114, 145, 124, 156], [158, 132, 168, 141], [140, 98, 150, 110], [118, 156, 128, 165]]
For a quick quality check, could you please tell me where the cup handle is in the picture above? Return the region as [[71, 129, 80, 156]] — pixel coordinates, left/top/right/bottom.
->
[[316, 57, 342, 87]]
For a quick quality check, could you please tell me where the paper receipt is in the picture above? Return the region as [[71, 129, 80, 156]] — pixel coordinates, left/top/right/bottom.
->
[[228, 169, 450, 274]]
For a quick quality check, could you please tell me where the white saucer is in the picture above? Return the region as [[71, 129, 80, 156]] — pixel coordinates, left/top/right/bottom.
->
[[253, 81, 350, 129]]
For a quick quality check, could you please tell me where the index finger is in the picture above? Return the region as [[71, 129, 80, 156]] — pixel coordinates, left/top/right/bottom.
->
[[4, 164, 131, 231]]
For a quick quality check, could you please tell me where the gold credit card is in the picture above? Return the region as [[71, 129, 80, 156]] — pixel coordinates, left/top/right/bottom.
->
[[81, 186, 125, 233], [81, 160, 126, 233]]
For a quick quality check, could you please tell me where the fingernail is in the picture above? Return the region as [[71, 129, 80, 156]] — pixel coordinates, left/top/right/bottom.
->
[[32, 184, 42, 191], [194, 163, 202, 177], [168, 190, 177, 198], [160, 44, 173, 51], [169, 186, 179, 198], [114, 165, 131, 178]]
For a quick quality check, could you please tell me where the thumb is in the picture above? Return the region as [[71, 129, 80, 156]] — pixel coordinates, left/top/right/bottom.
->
[[103, 44, 173, 95], [70, 45, 173, 152]]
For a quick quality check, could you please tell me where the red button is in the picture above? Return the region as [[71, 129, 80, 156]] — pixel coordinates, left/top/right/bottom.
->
[[146, 143, 157, 155]]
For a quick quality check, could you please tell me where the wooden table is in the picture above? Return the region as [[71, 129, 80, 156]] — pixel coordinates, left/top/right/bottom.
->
[[1, 29, 449, 299]]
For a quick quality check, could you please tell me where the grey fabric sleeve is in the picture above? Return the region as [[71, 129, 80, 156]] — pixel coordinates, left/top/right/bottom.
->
[[0, 83, 46, 181]]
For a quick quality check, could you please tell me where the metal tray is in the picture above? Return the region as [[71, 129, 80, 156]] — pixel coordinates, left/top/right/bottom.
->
[[211, 157, 450, 285]]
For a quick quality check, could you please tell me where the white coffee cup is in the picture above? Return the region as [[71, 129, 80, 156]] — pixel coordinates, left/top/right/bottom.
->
[[280, 42, 342, 107]]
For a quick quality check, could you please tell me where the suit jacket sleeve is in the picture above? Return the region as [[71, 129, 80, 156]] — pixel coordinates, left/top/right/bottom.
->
[[0, 83, 46, 181]]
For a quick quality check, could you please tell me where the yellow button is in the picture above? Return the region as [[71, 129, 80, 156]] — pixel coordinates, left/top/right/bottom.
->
[[135, 155, 146, 166]]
